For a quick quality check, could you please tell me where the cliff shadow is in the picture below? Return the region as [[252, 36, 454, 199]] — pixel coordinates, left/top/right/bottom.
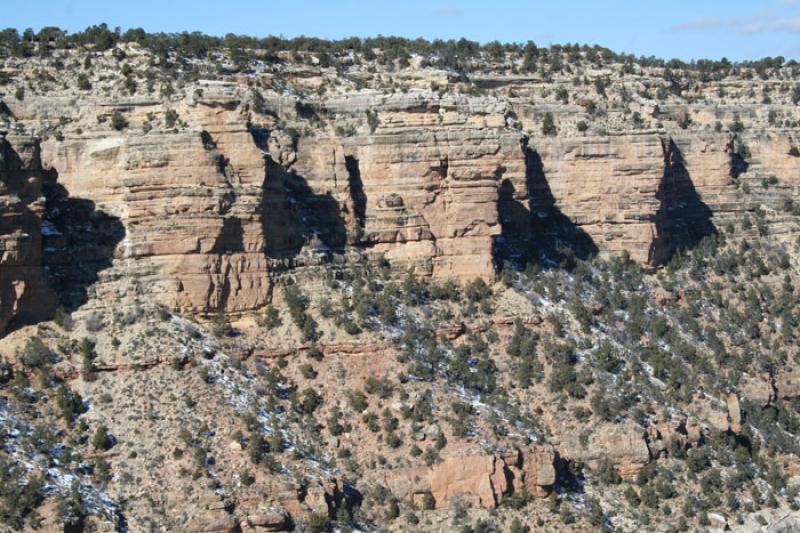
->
[[493, 170, 532, 266], [0, 140, 56, 333], [42, 169, 126, 312], [345, 155, 367, 233], [209, 217, 245, 313], [729, 135, 750, 181], [261, 154, 347, 261], [522, 144, 598, 270], [648, 139, 716, 265], [211, 216, 244, 254]]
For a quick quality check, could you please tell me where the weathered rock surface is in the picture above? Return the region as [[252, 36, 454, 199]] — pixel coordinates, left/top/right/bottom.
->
[[2, 53, 800, 334], [374, 446, 556, 509], [0, 131, 53, 332], [559, 422, 651, 477]]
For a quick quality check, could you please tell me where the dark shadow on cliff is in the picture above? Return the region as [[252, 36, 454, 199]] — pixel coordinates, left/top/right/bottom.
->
[[648, 139, 716, 265], [261, 154, 347, 261], [41, 169, 126, 312], [345, 155, 367, 230], [729, 135, 750, 182], [210, 217, 244, 312], [0, 140, 55, 334], [495, 142, 597, 271], [211, 217, 244, 253], [493, 174, 530, 264], [344, 155, 369, 248]]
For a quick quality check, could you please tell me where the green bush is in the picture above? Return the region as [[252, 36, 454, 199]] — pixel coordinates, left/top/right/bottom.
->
[[542, 112, 557, 136], [0, 456, 44, 529], [299, 364, 317, 379], [165, 109, 179, 128], [366, 110, 379, 132], [284, 285, 319, 341], [465, 277, 491, 302], [92, 425, 113, 450], [364, 376, 393, 398], [55, 385, 85, 423], [299, 387, 322, 414], [77, 73, 91, 90], [110, 111, 128, 131], [18, 337, 55, 369], [347, 390, 368, 412], [252, 89, 266, 115], [307, 512, 330, 532]]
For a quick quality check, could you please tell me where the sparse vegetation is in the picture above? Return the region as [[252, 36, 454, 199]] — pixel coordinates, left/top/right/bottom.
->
[[0, 22, 799, 533]]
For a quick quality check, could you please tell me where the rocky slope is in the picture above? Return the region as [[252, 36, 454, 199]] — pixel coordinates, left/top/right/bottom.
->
[[0, 32, 800, 532]]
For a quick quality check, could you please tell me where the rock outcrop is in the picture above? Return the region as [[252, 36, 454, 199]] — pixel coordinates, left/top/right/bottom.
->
[[559, 422, 651, 477], [2, 47, 800, 334], [374, 446, 556, 509], [0, 131, 53, 331]]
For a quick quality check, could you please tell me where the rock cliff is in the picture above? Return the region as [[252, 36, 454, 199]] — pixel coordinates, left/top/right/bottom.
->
[[1, 44, 799, 332], [0, 131, 52, 331], [1, 35, 800, 532]]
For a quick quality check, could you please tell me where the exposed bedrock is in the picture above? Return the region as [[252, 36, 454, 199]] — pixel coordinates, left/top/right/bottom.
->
[[1, 85, 799, 329], [0, 131, 53, 332]]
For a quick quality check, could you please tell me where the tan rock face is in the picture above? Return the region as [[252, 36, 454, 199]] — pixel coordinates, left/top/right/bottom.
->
[[529, 133, 664, 263], [373, 447, 556, 509], [344, 125, 525, 279], [559, 422, 651, 477], [776, 368, 800, 400], [41, 102, 272, 316], [520, 445, 558, 497], [2, 68, 800, 334], [0, 132, 53, 331], [726, 393, 743, 434], [240, 508, 290, 532], [430, 455, 505, 508]]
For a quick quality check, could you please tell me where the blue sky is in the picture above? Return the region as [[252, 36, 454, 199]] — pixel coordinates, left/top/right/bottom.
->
[[7, 0, 800, 61]]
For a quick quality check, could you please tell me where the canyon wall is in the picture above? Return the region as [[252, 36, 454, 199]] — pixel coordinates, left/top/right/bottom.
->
[[2, 63, 800, 331], [0, 131, 53, 331]]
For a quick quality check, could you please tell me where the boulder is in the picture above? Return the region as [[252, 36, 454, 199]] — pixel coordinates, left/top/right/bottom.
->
[[520, 446, 557, 497], [374, 448, 557, 510], [430, 455, 503, 509], [559, 423, 651, 478], [726, 393, 742, 434], [241, 507, 291, 532]]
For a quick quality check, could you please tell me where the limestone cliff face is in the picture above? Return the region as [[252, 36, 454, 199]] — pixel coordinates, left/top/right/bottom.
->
[[39, 96, 270, 316], [525, 133, 664, 263], [2, 55, 800, 328], [7, 89, 530, 321], [332, 99, 526, 279]]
